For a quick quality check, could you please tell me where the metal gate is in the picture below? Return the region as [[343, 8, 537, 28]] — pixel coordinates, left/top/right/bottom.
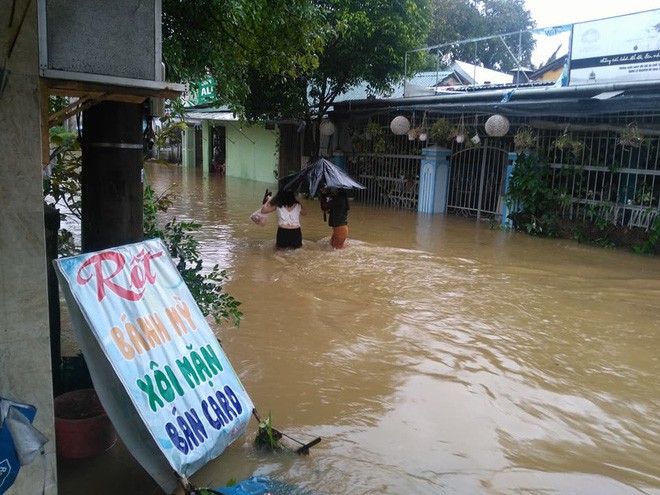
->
[[447, 142, 510, 220]]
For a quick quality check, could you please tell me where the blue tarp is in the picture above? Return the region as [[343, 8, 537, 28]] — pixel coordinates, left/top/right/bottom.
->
[[215, 476, 315, 495]]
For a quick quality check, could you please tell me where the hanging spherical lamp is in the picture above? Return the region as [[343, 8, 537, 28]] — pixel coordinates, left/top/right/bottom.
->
[[484, 114, 510, 137], [390, 115, 411, 135], [319, 120, 336, 136]]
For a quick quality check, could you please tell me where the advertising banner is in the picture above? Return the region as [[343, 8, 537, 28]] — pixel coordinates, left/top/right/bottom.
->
[[569, 9, 660, 85], [54, 239, 253, 492], [182, 78, 217, 107]]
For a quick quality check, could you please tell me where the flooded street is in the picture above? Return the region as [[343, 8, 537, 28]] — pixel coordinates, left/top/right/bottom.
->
[[61, 162, 660, 495]]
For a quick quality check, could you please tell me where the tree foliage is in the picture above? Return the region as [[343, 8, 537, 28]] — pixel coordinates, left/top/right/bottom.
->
[[162, 0, 325, 114], [427, 0, 536, 71], [242, 0, 433, 157], [163, 0, 431, 157], [45, 115, 243, 328], [505, 152, 568, 236], [311, 0, 432, 113]]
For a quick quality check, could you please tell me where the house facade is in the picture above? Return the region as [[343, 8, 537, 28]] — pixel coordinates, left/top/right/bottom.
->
[[179, 109, 280, 183], [319, 10, 660, 246]]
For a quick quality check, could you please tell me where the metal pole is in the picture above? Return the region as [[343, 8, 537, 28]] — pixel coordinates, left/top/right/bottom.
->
[[404, 51, 408, 97], [477, 139, 488, 220]]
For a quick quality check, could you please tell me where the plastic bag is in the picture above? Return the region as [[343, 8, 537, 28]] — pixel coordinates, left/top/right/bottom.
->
[[0, 397, 47, 495], [250, 209, 268, 226]]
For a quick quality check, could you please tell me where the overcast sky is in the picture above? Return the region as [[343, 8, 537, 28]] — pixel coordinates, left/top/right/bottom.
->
[[525, 0, 660, 28], [524, 0, 660, 66]]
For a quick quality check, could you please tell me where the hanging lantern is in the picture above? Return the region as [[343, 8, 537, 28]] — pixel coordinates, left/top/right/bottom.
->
[[390, 115, 411, 135], [418, 132, 428, 141], [484, 114, 510, 137], [319, 120, 336, 136]]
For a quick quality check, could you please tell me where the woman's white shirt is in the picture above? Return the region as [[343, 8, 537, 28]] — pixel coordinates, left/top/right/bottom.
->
[[277, 204, 302, 227]]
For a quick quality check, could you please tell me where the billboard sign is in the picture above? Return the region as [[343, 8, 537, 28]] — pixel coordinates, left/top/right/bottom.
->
[[182, 78, 217, 107], [569, 9, 660, 85]]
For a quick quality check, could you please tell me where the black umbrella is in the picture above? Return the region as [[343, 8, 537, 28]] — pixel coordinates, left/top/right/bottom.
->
[[281, 157, 366, 197]]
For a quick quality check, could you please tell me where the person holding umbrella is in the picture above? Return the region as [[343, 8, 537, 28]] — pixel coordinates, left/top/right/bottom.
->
[[322, 188, 350, 249], [279, 157, 364, 249], [281, 158, 365, 198], [260, 190, 306, 249]]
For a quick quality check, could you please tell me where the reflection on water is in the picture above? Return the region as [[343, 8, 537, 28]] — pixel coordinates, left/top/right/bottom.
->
[[63, 163, 660, 495]]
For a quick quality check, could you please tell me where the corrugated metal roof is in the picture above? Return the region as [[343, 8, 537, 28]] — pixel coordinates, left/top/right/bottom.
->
[[331, 79, 660, 118], [451, 61, 513, 85], [334, 71, 454, 103], [183, 110, 237, 123]]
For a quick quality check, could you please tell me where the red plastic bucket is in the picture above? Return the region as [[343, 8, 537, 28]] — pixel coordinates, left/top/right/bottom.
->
[[54, 389, 117, 460]]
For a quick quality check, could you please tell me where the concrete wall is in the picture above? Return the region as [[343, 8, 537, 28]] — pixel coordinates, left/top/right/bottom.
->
[[182, 122, 278, 183], [0, 1, 57, 493], [225, 123, 279, 183]]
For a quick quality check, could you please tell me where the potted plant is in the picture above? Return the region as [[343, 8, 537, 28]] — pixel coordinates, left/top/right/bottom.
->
[[618, 122, 644, 148], [365, 121, 383, 141], [364, 121, 386, 152], [553, 127, 583, 155], [407, 127, 419, 141], [465, 127, 482, 149], [430, 117, 455, 145], [351, 132, 365, 152], [514, 126, 536, 152], [454, 116, 467, 143], [415, 113, 429, 141], [54, 387, 117, 459], [407, 125, 427, 141]]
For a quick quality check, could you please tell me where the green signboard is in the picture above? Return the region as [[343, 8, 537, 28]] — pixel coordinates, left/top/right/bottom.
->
[[182, 78, 217, 107]]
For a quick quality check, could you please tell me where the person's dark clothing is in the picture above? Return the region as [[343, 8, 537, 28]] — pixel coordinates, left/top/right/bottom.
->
[[328, 194, 349, 227], [276, 227, 303, 249]]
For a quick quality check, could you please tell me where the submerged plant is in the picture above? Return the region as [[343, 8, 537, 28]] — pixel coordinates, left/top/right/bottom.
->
[[254, 413, 283, 451], [505, 152, 564, 236]]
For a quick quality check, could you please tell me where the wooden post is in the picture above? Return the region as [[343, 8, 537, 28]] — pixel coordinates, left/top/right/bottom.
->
[[81, 101, 144, 252]]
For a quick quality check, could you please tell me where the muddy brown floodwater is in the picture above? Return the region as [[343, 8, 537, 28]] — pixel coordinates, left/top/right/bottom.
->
[[59, 162, 660, 495]]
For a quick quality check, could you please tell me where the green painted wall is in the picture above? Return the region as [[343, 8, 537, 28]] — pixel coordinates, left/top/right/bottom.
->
[[224, 123, 278, 183], [182, 127, 195, 167]]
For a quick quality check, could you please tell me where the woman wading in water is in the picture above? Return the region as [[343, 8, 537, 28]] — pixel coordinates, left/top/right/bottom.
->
[[260, 190, 306, 249]]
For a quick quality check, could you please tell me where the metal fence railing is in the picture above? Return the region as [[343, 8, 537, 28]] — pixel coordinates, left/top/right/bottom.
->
[[348, 153, 423, 210], [339, 112, 660, 229]]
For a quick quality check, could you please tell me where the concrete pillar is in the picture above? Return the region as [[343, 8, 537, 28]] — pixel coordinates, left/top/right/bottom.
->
[[0, 1, 57, 492], [202, 120, 210, 177], [332, 150, 346, 170], [44, 204, 62, 395], [418, 146, 451, 214], [501, 152, 519, 227], [182, 126, 195, 167]]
